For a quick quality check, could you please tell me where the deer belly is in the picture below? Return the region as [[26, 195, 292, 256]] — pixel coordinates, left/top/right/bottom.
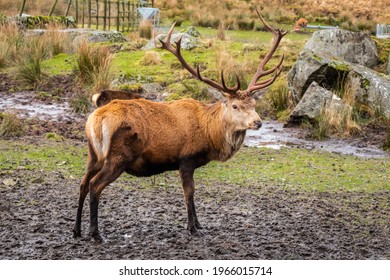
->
[[125, 157, 180, 177]]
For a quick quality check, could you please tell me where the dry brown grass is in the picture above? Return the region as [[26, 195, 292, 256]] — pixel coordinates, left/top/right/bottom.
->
[[312, 82, 361, 139], [0, 23, 24, 67], [0, 0, 69, 16], [140, 51, 163, 66], [214, 44, 254, 89], [158, 0, 389, 30], [75, 39, 113, 91], [139, 19, 154, 39], [41, 24, 73, 56]]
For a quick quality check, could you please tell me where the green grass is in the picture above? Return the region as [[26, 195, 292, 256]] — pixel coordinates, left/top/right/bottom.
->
[[0, 140, 388, 192], [36, 26, 308, 83], [0, 140, 86, 178], [40, 53, 75, 76], [196, 148, 390, 192]]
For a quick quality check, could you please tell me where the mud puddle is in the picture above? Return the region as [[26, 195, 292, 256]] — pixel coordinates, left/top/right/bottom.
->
[[0, 92, 77, 121], [246, 121, 389, 159]]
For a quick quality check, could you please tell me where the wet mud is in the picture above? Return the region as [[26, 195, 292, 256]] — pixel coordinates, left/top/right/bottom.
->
[[1, 170, 389, 260]]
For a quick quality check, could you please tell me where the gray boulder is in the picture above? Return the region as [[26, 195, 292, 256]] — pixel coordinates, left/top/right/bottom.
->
[[304, 29, 378, 68], [348, 64, 390, 117], [287, 50, 349, 100], [143, 26, 203, 51], [288, 81, 346, 123], [287, 50, 390, 118], [27, 28, 127, 43], [182, 26, 201, 38]]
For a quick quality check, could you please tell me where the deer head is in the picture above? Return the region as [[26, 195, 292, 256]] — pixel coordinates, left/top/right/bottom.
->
[[159, 10, 287, 131]]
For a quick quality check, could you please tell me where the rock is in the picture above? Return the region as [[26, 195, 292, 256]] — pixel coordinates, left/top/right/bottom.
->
[[304, 29, 378, 68], [27, 28, 127, 43], [348, 64, 390, 117], [287, 50, 349, 100], [72, 29, 126, 43], [287, 81, 337, 123], [2, 178, 18, 187], [142, 26, 203, 51], [287, 50, 390, 118], [182, 26, 201, 37]]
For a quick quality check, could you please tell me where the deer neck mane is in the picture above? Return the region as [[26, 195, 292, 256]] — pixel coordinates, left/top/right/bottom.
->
[[203, 102, 246, 162]]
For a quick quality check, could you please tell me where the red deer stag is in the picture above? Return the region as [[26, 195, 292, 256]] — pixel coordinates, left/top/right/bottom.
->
[[74, 11, 287, 241]]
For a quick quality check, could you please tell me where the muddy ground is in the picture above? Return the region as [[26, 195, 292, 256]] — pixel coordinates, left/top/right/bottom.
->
[[0, 74, 389, 260], [0, 169, 389, 260]]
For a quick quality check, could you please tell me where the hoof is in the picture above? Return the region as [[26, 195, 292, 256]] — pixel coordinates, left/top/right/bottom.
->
[[73, 228, 81, 238], [89, 232, 104, 243], [188, 226, 203, 236], [195, 222, 203, 230]]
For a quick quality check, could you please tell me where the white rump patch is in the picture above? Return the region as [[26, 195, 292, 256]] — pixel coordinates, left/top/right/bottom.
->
[[101, 121, 110, 159], [90, 125, 103, 160]]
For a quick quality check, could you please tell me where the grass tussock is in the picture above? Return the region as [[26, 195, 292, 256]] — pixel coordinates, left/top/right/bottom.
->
[[214, 44, 252, 90], [74, 39, 113, 91], [311, 99, 360, 140], [0, 113, 25, 138], [139, 19, 154, 39], [16, 36, 47, 86], [139, 51, 163, 66], [41, 24, 73, 57], [0, 23, 24, 68], [267, 80, 294, 112]]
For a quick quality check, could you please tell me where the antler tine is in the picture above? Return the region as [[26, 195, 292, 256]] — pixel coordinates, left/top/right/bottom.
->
[[221, 71, 241, 95], [249, 63, 283, 92], [246, 10, 287, 94], [159, 22, 240, 95]]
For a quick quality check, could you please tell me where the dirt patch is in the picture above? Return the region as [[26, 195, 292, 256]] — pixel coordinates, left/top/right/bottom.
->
[[0, 169, 389, 260]]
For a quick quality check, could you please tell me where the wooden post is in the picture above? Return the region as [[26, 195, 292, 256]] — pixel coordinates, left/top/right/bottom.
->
[[88, 0, 92, 28], [108, 1, 111, 30], [65, 0, 72, 17], [49, 0, 59, 16], [103, 0, 107, 31], [121, 1, 125, 32], [75, 0, 79, 23], [116, 0, 120, 31], [82, 0, 85, 28], [127, 1, 131, 32], [19, 0, 27, 16], [96, 0, 99, 29]]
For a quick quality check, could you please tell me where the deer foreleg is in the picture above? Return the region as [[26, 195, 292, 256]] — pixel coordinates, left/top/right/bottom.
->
[[180, 164, 202, 234]]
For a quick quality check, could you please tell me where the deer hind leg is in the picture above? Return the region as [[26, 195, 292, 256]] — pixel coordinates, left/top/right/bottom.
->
[[88, 157, 125, 242], [74, 143, 103, 238], [179, 165, 202, 235]]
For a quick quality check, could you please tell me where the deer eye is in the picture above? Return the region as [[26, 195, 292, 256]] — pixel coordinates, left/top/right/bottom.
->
[[232, 105, 238, 110]]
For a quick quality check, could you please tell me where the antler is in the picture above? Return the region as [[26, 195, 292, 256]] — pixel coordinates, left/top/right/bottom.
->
[[246, 10, 288, 94], [159, 23, 240, 95]]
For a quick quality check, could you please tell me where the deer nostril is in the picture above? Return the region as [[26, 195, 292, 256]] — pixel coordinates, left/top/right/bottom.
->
[[254, 121, 262, 129]]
